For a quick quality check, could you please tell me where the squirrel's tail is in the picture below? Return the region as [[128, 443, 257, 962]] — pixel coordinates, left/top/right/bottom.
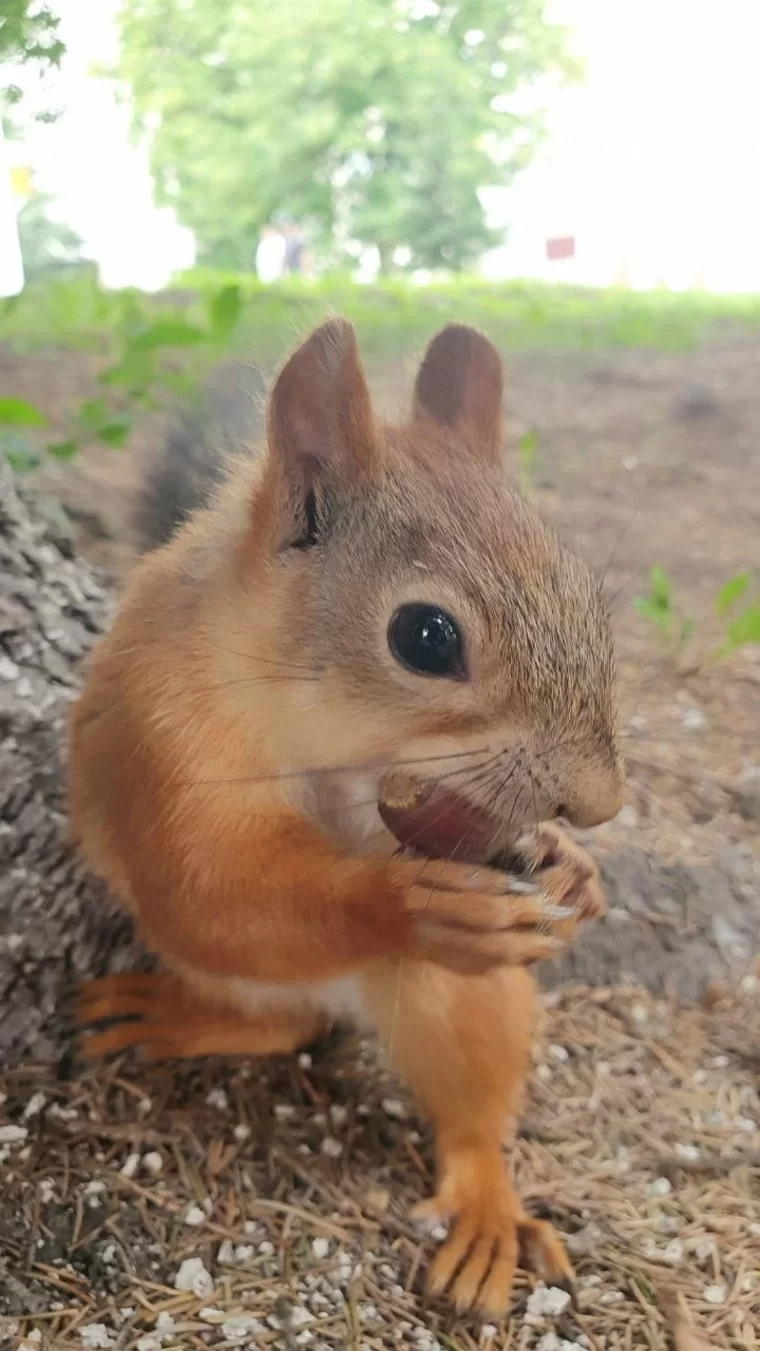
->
[[133, 364, 265, 553]]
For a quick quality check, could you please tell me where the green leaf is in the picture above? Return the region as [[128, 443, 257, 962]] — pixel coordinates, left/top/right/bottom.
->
[[208, 284, 242, 342], [649, 565, 672, 611], [633, 597, 672, 634], [78, 397, 110, 433], [726, 605, 760, 650], [716, 571, 752, 616], [518, 430, 538, 455], [47, 439, 79, 461], [0, 397, 47, 428], [101, 348, 155, 392], [98, 418, 131, 448], [130, 320, 208, 351]]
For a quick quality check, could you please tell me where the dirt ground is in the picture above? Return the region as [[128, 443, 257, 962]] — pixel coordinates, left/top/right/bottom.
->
[[0, 333, 758, 1348]]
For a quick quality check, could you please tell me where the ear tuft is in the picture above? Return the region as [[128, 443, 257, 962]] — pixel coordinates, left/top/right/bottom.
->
[[413, 324, 504, 462]]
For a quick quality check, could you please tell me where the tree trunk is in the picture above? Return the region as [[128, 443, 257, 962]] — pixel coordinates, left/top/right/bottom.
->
[[0, 454, 757, 1067], [0, 457, 146, 1068]]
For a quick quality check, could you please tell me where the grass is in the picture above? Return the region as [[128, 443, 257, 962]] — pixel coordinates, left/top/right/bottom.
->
[[5, 270, 760, 370]]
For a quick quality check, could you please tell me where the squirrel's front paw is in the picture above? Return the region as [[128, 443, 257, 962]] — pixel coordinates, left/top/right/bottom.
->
[[394, 857, 572, 975], [515, 823, 607, 935]]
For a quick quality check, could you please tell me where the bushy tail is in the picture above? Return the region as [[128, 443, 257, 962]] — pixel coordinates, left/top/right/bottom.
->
[[133, 363, 266, 553]]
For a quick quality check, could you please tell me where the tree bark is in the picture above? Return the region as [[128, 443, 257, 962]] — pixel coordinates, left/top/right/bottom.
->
[[0, 454, 757, 1067]]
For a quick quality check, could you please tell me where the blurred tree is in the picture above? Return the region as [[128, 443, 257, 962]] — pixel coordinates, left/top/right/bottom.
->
[[0, 1, 64, 116], [16, 193, 88, 279], [118, 0, 573, 272]]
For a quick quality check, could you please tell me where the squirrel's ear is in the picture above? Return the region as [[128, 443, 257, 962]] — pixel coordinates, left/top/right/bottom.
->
[[267, 318, 377, 486], [413, 324, 504, 463]]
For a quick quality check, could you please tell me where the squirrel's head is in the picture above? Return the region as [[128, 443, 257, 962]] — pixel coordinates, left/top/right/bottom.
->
[[217, 318, 624, 862]]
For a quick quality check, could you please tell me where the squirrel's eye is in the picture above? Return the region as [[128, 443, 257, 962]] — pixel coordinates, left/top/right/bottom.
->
[[388, 604, 466, 680]]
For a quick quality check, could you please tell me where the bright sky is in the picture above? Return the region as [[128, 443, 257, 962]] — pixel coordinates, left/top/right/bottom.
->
[[5, 0, 760, 291]]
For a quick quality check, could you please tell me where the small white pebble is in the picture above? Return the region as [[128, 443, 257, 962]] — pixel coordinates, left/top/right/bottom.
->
[[275, 1104, 296, 1121], [218, 1239, 235, 1264], [663, 1239, 684, 1265], [431, 1223, 448, 1243], [548, 1044, 569, 1063], [735, 1116, 757, 1133], [536, 1063, 552, 1082], [39, 1178, 55, 1204], [526, 1285, 573, 1317], [233, 1122, 251, 1141], [382, 1097, 407, 1119], [258, 1239, 275, 1255], [693, 1239, 717, 1262], [119, 1152, 140, 1180], [693, 1069, 708, 1085], [675, 1143, 700, 1163], [223, 1313, 265, 1340], [206, 1087, 229, 1111], [312, 1237, 330, 1259], [682, 707, 706, 731], [321, 1136, 343, 1158], [329, 1104, 348, 1127], [0, 1125, 28, 1144], [142, 1151, 163, 1176], [22, 1092, 47, 1120], [155, 1312, 175, 1333], [704, 1283, 726, 1304], [101, 1243, 117, 1265], [174, 1256, 214, 1297], [481, 1324, 498, 1342], [79, 1327, 115, 1350], [183, 1204, 206, 1227], [749, 1222, 760, 1238], [712, 1055, 729, 1069], [199, 1308, 225, 1325], [630, 1003, 649, 1025], [137, 1097, 152, 1116], [648, 1176, 672, 1197], [739, 973, 759, 994], [136, 1339, 161, 1351], [84, 1178, 107, 1197], [298, 1052, 313, 1069]]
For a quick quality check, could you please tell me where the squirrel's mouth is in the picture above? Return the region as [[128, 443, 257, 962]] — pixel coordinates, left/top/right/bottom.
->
[[377, 776, 503, 866]]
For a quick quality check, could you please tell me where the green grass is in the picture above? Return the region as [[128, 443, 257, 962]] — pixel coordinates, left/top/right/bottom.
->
[[5, 269, 760, 366]]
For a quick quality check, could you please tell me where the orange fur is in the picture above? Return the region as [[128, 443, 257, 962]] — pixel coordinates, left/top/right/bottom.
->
[[70, 319, 623, 1314]]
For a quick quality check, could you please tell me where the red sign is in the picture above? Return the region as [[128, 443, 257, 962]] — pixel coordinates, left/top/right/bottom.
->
[[546, 236, 575, 261]]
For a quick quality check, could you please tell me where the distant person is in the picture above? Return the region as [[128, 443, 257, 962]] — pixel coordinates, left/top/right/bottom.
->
[[283, 221, 305, 276], [255, 224, 286, 283]]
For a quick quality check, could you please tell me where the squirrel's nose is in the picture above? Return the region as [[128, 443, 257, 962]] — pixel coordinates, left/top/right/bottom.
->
[[560, 760, 625, 829]]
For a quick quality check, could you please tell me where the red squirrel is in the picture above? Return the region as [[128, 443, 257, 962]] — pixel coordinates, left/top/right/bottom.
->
[[70, 320, 623, 1316]]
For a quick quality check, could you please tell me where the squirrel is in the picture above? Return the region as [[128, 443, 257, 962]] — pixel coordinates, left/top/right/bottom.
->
[[70, 319, 624, 1317]]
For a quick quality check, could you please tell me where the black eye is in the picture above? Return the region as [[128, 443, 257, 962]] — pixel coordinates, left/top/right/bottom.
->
[[388, 604, 466, 679]]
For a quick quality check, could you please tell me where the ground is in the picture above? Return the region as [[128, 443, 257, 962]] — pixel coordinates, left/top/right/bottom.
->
[[0, 315, 758, 1348]]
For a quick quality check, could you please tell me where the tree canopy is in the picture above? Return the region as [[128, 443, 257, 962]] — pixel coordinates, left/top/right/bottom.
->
[[118, 0, 572, 272], [0, 1, 64, 112]]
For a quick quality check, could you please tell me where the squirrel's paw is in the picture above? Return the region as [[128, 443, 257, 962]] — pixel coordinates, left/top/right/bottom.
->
[[72, 973, 323, 1063], [397, 856, 572, 975], [515, 823, 607, 935], [413, 1155, 573, 1316]]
